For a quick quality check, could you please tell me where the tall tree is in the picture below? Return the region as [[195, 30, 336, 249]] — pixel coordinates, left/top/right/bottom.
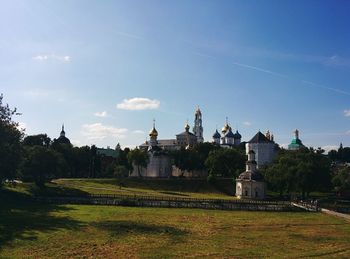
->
[[23, 134, 51, 147], [20, 146, 66, 187], [0, 94, 23, 184], [127, 148, 149, 177], [205, 148, 246, 178], [264, 148, 331, 198]]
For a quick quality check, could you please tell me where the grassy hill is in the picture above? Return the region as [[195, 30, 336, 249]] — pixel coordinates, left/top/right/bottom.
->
[[51, 178, 236, 199], [1, 187, 350, 258], [2, 177, 236, 200]]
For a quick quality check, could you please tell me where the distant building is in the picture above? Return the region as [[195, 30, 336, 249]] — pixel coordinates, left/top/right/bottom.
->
[[212, 118, 242, 147], [288, 129, 305, 150], [246, 130, 276, 168], [53, 124, 71, 145], [236, 150, 266, 199], [139, 107, 201, 151], [131, 121, 172, 178], [176, 122, 198, 148], [193, 107, 204, 143], [97, 146, 120, 159]]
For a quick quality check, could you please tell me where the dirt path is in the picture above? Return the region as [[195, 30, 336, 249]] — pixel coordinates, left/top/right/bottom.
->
[[321, 208, 350, 221]]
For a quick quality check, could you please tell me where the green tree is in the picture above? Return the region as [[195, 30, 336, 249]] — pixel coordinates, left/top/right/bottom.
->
[[328, 149, 338, 162], [172, 148, 198, 177], [116, 148, 132, 173], [264, 148, 331, 198], [72, 146, 92, 178], [23, 134, 51, 147], [20, 146, 66, 187], [127, 148, 149, 177], [0, 94, 23, 184], [205, 148, 245, 178], [332, 166, 350, 194], [192, 142, 218, 170]]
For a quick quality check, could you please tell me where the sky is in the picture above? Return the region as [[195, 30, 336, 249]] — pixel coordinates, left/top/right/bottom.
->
[[1, 0, 349, 151]]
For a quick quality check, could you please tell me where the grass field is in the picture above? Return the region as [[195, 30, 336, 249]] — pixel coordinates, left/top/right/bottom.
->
[[1, 188, 350, 258], [5, 178, 236, 200]]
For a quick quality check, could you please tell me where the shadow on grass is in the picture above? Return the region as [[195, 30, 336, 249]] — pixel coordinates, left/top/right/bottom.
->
[[0, 188, 83, 251], [30, 182, 90, 197], [94, 220, 188, 240]]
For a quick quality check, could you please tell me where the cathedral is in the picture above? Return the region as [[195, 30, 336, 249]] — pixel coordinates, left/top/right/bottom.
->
[[139, 107, 203, 151], [212, 118, 242, 147], [53, 124, 71, 145], [132, 108, 204, 177]]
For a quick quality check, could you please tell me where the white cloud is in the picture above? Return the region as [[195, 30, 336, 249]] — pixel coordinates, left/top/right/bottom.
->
[[243, 121, 252, 127], [94, 111, 108, 117], [17, 122, 26, 131], [71, 139, 82, 146], [132, 130, 145, 134], [81, 123, 127, 140], [279, 143, 289, 149], [33, 54, 71, 62], [322, 145, 339, 152], [117, 98, 160, 110], [344, 110, 350, 117]]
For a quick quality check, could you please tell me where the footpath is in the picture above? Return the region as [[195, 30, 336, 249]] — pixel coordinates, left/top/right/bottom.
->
[[321, 208, 350, 221]]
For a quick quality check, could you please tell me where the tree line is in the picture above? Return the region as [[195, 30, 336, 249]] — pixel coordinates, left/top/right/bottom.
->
[[1, 94, 349, 198]]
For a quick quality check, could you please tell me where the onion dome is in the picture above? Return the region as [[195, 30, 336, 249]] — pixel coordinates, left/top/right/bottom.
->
[[234, 130, 242, 139], [221, 123, 230, 134], [225, 128, 235, 138], [149, 126, 158, 137], [212, 129, 221, 139]]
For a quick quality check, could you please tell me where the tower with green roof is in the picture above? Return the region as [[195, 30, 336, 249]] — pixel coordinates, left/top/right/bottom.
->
[[288, 129, 304, 150]]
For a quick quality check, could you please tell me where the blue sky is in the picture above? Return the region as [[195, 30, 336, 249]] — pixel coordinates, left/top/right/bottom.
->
[[1, 0, 349, 150]]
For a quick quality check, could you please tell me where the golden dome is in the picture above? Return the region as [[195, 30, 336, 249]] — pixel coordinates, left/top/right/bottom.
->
[[149, 126, 158, 137], [185, 122, 190, 132], [221, 123, 230, 134]]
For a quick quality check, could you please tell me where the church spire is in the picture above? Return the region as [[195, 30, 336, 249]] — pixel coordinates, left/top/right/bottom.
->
[[60, 123, 65, 137], [193, 106, 203, 143]]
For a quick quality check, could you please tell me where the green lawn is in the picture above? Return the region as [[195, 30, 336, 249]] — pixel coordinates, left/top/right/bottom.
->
[[52, 178, 237, 199], [1, 188, 350, 258]]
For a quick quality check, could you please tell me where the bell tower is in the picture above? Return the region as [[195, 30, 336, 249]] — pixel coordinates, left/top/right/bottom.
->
[[193, 106, 204, 143]]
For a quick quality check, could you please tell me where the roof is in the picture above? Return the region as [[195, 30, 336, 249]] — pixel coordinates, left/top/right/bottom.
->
[[55, 136, 71, 144], [234, 130, 242, 139], [290, 138, 303, 145], [248, 131, 272, 143], [176, 131, 196, 137], [97, 148, 119, 158], [212, 130, 221, 139], [238, 171, 264, 181], [225, 129, 235, 138]]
